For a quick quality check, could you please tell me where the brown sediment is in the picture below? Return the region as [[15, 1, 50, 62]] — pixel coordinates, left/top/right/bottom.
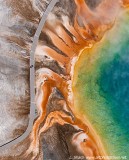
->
[[42, 46, 69, 65], [72, 112, 107, 158], [27, 0, 129, 159]]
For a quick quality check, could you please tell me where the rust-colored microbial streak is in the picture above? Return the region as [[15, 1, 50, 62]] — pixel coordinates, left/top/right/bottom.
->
[[25, 0, 129, 159]]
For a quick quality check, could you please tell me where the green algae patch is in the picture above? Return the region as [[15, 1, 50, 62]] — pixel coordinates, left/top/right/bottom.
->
[[73, 10, 129, 157]]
